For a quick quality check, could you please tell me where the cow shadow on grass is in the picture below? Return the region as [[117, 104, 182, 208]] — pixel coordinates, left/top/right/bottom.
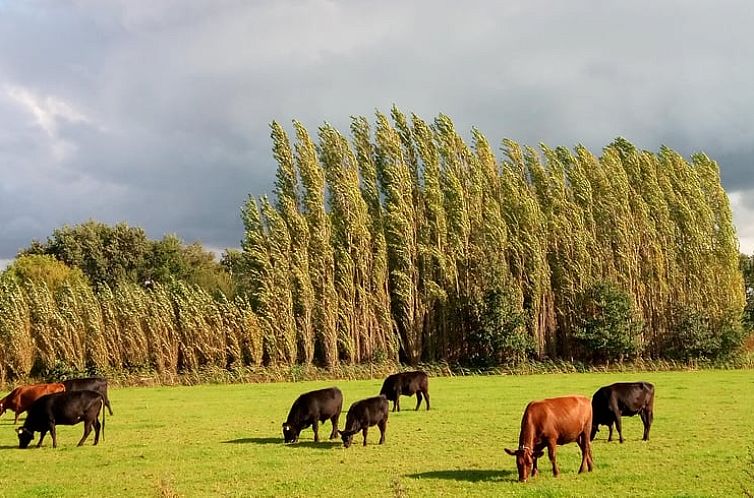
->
[[222, 437, 340, 450], [407, 469, 516, 483]]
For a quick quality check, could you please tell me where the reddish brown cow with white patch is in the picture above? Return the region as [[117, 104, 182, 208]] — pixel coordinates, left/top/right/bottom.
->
[[505, 395, 594, 482], [0, 383, 66, 424]]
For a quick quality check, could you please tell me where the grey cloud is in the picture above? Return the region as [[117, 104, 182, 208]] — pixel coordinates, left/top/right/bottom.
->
[[1, 0, 753, 259]]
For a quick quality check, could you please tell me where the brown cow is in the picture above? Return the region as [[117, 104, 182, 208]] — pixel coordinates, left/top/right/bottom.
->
[[505, 395, 594, 482], [0, 383, 66, 424]]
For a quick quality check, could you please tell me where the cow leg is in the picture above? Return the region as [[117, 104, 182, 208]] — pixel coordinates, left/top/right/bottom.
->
[[14, 411, 20, 425], [362, 428, 368, 446], [614, 415, 624, 443], [578, 433, 592, 473], [329, 414, 340, 440], [105, 398, 114, 416], [607, 422, 614, 442], [312, 419, 320, 442], [640, 409, 653, 441], [50, 424, 58, 449], [93, 417, 101, 445], [547, 440, 559, 477], [395, 389, 401, 412], [78, 421, 93, 446], [532, 454, 540, 477], [378, 419, 387, 445], [415, 392, 422, 411], [423, 390, 430, 410], [37, 430, 47, 448]]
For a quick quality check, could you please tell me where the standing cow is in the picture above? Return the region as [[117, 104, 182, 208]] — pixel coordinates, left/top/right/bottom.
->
[[282, 387, 343, 443], [338, 395, 389, 448], [16, 390, 105, 449], [379, 371, 430, 412], [505, 395, 594, 482], [0, 383, 66, 424], [590, 381, 654, 443], [62, 377, 114, 416]]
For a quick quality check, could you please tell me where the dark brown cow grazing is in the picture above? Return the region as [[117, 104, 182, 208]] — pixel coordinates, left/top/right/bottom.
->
[[0, 383, 66, 424], [282, 387, 343, 443], [17, 390, 105, 448], [590, 381, 654, 443], [62, 377, 114, 416], [505, 395, 594, 482], [379, 371, 430, 412], [338, 395, 389, 448]]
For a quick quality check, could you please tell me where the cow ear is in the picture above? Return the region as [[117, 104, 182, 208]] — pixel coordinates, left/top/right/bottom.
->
[[504, 448, 517, 456]]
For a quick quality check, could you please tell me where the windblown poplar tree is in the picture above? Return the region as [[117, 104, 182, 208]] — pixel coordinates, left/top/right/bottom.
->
[[238, 110, 744, 366]]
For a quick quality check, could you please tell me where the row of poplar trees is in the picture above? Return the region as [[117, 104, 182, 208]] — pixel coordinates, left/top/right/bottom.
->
[[239, 108, 745, 367]]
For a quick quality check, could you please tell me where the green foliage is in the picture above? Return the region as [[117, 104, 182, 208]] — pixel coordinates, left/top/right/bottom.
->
[[20, 221, 231, 295], [573, 282, 642, 362], [662, 306, 745, 361], [465, 288, 534, 367], [2, 254, 89, 290]]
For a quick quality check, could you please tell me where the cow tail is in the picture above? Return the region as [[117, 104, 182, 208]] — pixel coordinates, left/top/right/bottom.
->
[[101, 395, 106, 442]]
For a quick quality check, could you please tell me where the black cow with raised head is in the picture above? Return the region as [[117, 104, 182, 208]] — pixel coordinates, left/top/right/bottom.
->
[[338, 394, 389, 448], [62, 377, 113, 416], [282, 387, 343, 444], [379, 371, 430, 412], [17, 390, 105, 449], [590, 381, 655, 443]]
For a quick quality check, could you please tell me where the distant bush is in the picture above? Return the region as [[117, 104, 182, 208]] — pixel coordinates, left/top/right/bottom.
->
[[662, 306, 745, 362], [573, 282, 642, 362], [464, 288, 535, 367]]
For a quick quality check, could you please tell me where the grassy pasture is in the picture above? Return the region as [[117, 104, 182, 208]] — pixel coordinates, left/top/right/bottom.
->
[[0, 370, 751, 497]]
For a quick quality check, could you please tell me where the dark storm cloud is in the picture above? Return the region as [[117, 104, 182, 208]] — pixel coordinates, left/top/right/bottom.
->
[[1, 0, 753, 262]]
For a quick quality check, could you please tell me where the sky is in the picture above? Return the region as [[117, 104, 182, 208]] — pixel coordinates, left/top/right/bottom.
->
[[1, 0, 753, 269]]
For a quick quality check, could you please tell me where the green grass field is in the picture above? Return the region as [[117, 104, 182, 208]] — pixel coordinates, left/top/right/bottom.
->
[[0, 370, 752, 497]]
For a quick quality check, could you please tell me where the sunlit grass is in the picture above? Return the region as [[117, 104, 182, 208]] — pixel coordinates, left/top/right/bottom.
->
[[0, 370, 751, 497]]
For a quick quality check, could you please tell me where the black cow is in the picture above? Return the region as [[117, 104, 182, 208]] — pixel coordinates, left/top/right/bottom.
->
[[282, 387, 343, 443], [590, 381, 655, 443], [379, 371, 430, 412], [62, 377, 113, 416], [338, 394, 389, 448], [16, 390, 105, 449]]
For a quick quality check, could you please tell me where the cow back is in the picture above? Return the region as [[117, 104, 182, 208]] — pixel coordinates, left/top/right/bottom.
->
[[345, 395, 388, 431], [25, 390, 104, 430], [8, 383, 65, 413], [523, 396, 592, 444], [287, 387, 342, 426]]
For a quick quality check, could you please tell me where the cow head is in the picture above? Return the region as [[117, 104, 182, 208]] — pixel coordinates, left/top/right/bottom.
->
[[281, 423, 299, 444], [16, 427, 34, 449], [338, 429, 356, 448], [505, 446, 543, 482]]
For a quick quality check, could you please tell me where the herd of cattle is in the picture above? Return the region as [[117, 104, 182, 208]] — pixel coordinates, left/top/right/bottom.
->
[[1, 370, 654, 483], [0, 378, 112, 448], [282, 371, 655, 482]]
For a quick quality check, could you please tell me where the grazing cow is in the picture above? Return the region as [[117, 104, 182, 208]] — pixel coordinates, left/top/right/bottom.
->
[[62, 377, 114, 416], [0, 383, 66, 424], [505, 395, 594, 482], [379, 371, 430, 412], [590, 381, 655, 443], [16, 390, 105, 449], [282, 387, 343, 443], [338, 395, 389, 448]]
